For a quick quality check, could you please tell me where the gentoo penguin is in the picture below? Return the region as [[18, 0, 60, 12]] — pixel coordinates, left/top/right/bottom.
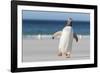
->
[[52, 17, 78, 58]]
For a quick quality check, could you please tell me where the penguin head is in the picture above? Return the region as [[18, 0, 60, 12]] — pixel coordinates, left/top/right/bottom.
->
[[68, 17, 72, 22], [66, 17, 72, 26]]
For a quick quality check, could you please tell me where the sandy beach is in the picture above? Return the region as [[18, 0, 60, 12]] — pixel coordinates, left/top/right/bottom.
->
[[22, 36, 90, 62]]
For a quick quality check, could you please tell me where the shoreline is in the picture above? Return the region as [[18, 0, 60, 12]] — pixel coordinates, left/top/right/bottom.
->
[[22, 34, 90, 39]]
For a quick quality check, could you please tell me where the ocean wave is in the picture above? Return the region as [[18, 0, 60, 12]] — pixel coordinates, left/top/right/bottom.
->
[[23, 34, 90, 39]]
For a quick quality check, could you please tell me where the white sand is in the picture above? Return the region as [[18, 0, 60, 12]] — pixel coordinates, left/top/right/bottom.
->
[[22, 36, 90, 62]]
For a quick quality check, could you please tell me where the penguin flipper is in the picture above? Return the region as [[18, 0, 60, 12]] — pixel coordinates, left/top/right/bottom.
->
[[73, 33, 78, 42], [52, 31, 62, 39]]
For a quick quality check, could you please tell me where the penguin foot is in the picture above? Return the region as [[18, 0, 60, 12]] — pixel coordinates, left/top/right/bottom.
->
[[58, 52, 62, 56], [64, 52, 71, 58]]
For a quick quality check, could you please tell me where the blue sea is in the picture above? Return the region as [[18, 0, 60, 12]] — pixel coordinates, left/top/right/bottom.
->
[[22, 20, 90, 36]]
